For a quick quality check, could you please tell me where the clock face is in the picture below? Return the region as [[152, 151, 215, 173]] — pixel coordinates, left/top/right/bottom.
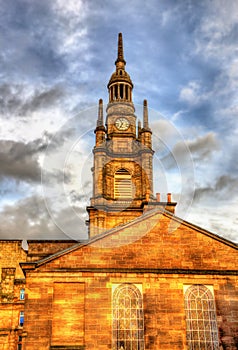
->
[[115, 117, 130, 131]]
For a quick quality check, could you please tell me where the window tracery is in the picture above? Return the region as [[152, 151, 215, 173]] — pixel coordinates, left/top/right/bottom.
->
[[184, 285, 219, 350], [113, 284, 144, 350]]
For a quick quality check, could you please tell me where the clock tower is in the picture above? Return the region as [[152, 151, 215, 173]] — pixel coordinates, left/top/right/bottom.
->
[[87, 33, 176, 237]]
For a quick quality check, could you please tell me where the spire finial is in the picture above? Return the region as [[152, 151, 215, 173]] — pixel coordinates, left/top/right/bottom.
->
[[115, 33, 126, 68], [138, 120, 142, 141], [143, 99, 149, 129], [97, 99, 103, 126]]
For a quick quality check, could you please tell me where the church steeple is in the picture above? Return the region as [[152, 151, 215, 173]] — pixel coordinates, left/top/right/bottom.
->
[[87, 33, 176, 238], [108, 33, 133, 103]]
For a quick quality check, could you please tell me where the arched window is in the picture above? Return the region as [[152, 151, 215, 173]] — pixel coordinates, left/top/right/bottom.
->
[[184, 285, 219, 350], [114, 169, 132, 199], [113, 284, 144, 350]]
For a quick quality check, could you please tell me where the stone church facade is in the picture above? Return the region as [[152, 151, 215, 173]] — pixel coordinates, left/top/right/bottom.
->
[[0, 34, 238, 350]]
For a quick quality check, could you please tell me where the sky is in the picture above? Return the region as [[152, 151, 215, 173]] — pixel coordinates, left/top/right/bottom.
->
[[0, 0, 238, 244]]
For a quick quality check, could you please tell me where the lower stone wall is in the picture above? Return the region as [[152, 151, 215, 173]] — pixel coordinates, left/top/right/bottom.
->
[[23, 271, 238, 350]]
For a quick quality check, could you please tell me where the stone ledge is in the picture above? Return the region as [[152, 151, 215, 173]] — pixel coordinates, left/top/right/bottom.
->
[[46, 267, 238, 276], [50, 347, 85, 350]]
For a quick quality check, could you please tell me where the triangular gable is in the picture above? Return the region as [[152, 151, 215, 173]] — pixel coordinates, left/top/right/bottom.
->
[[21, 208, 238, 274]]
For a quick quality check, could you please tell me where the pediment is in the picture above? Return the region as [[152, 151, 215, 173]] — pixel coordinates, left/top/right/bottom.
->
[[21, 209, 238, 274]]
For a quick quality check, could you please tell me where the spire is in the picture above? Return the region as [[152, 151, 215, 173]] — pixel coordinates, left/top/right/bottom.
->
[[97, 99, 103, 126], [138, 120, 142, 141], [115, 33, 126, 68], [108, 33, 133, 103], [143, 100, 149, 129], [95, 99, 105, 146], [141, 100, 152, 148]]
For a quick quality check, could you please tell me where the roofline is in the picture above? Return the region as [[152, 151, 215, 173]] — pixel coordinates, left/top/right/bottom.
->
[[27, 239, 80, 243], [0, 239, 23, 242], [21, 208, 161, 270], [20, 208, 238, 271], [163, 210, 238, 249]]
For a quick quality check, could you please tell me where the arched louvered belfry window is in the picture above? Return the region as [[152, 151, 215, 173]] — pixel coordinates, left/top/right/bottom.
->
[[114, 168, 132, 199], [184, 285, 219, 350], [113, 284, 144, 350]]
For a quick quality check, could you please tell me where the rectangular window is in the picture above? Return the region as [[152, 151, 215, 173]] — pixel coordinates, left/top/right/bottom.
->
[[17, 336, 22, 350], [120, 84, 124, 99], [20, 288, 25, 300], [115, 85, 118, 99], [19, 311, 24, 327]]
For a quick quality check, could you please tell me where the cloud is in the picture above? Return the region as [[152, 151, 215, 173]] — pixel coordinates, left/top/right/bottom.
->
[[0, 0, 66, 81], [69, 188, 91, 204], [0, 126, 85, 184], [160, 132, 219, 170], [186, 202, 238, 243], [0, 139, 44, 182], [0, 83, 65, 118], [194, 175, 238, 203], [0, 130, 75, 184], [195, 0, 238, 60], [179, 81, 202, 106], [0, 195, 64, 240], [186, 132, 219, 161], [52, 0, 89, 57], [0, 195, 88, 241], [151, 119, 178, 146]]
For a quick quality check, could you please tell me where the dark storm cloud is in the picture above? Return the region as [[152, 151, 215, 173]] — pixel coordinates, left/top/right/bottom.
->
[[160, 132, 219, 170], [0, 84, 65, 117], [186, 132, 219, 161], [0, 139, 44, 182], [0, 195, 65, 239], [0, 195, 87, 240], [0, 126, 80, 183], [21, 86, 64, 115], [194, 175, 238, 203]]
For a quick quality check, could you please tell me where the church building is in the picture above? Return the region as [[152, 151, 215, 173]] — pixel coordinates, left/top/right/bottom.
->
[[0, 33, 238, 350]]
